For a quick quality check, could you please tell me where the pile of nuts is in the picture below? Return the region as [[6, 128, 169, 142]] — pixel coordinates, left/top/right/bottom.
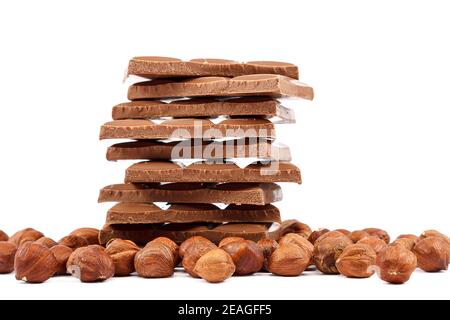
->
[[0, 225, 449, 284]]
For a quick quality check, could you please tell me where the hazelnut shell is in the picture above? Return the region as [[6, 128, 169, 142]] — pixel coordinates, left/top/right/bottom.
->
[[15, 242, 58, 283], [0, 241, 17, 274], [194, 248, 236, 283], [221, 240, 264, 275], [67, 245, 115, 282]]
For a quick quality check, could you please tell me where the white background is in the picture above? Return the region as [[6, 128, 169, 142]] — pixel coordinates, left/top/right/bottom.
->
[[0, 0, 449, 300]]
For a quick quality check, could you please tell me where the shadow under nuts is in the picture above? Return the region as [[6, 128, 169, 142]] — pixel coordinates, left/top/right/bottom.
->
[[8, 228, 44, 246], [194, 248, 236, 283], [221, 240, 264, 276], [69, 228, 100, 245], [50, 245, 73, 275], [0, 230, 8, 242], [268, 243, 311, 276], [313, 231, 353, 274], [182, 239, 217, 277], [15, 242, 58, 283], [0, 241, 17, 274], [336, 244, 377, 278], [67, 245, 115, 282], [257, 238, 279, 271], [135, 241, 175, 278], [106, 239, 140, 276], [413, 237, 450, 272], [376, 245, 417, 284]]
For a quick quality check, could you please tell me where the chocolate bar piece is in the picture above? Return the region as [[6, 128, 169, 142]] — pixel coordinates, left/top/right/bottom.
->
[[99, 183, 282, 205], [125, 161, 301, 183], [100, 118, 275, 140], [112, 97, 295, 122], [106, 140, 291, 161], [99, 219, 307, 245], [127, 75, 314, 100], [106, 203, 281, 224], [127, 57, 299, 79]]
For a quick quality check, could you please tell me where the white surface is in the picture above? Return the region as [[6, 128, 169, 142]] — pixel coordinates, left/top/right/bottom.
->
[[0, 0, 449, 300]]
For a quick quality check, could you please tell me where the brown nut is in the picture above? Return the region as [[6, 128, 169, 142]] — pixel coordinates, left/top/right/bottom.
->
[[15, 242, 58, 283], [34, 237, 58, 249], [257, 238, 279, 271], [308, 228, 330, 245], [150, 237, 179, 265], [50, 245, 73, 275], [413, 237, 450, 272], [67, 245, 115, 282], [58, 235, 89, 249], [420, 230, 450, 247], [391, 238, 416, 251], [179, 236, 213, 259], [8, 228, 44, 246], [279, 233, 314, 256], [194, 248, 236, 283], [397, 234, 420, 244], [0, 230, 8, 242], [268, 243, 311, 276], [313, 231, 353, 274], [182, 238, 217, 277], [286, 221, 312, 239], [221, 240, 264, 275], [0, 241, 17, 273], [135, 241, 175, 278], [218, 237, 245, 248], [349, 230, 370, 243], [69, 228, 100, 245], [105, 239, 140, 276], [376, 245, 417, 284], [334, 229, 351, 237], [336, 244, 377, 278], [357, 236, 387, 254], [363, 228, 390, 244]]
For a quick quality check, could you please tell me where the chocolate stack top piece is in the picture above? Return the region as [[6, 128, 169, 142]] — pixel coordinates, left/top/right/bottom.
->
[[99, 56, 314, 245]]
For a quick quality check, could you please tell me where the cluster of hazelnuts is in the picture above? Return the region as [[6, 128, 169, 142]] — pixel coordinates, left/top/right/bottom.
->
[[0, 224, 449, 284]]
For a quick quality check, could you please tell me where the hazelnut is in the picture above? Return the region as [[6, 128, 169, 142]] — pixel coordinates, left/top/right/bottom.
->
[[179, 236, 213, 259], [34, 237, 58, 248], [69, 227, 100, 245], [284, 221, 312, 239], [313, 231, 353, 274], [334, 229, 351, 237], [105, 239, 140, 276], [397, 234, 420, 244], [336, 244, 377, 278], [257, 238, 279, 271], [221, 240, 264, 275], [150, 237, 179, 265], [0, 241, 17, 273], [58, 235, 89, 249], [413, 237, 450, 272], [15, 242, 58, 283], [8, 228, 44, 246], [391, 238, 416, 251], [279, 233, 314, 256], [135, 241, 175, 278], [194, 248, 236, 283], [357, 236, 387, 254], [218, 237, 245, 248], [349, 230, 370, 243], [50, 245, 73, 275], [376, 245, 417, 284], [363, 228, 390, 244], [182, 238, 217, 277], [420, 230, 450, 247], [67, 245, 115, 282], [0, 230, 8, 242], [268, 243, 311, 276], [308, 228, 330, 245]]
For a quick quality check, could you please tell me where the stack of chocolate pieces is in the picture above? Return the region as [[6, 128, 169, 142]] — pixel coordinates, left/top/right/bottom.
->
[[98, 57, 314, 245]]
